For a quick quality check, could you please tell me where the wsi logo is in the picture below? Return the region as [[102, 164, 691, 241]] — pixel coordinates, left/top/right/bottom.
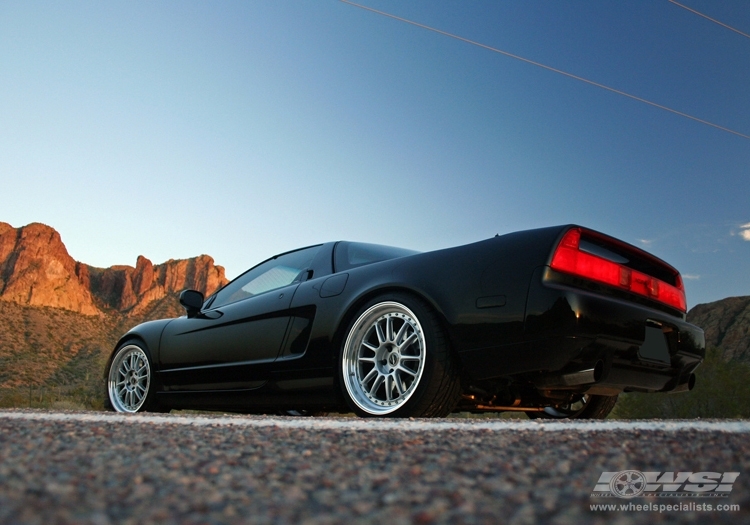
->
[[592, 471, 740, 498]]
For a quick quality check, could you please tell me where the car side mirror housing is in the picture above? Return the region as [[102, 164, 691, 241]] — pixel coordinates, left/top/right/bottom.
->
[[179, 289, 204, 318]]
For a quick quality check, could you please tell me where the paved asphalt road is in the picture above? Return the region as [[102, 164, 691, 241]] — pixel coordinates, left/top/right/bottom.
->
[[0, 410, 748, 524]]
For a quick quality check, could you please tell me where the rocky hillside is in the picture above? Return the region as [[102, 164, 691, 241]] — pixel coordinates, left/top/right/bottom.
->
[[687, 296, 750, 363], [0, 222, 228, 316], [0, 222, 229, 407]]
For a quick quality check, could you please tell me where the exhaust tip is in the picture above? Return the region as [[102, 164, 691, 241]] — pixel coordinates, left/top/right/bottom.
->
[[668, 372, 697, 394], [592, 360, 604, 383]]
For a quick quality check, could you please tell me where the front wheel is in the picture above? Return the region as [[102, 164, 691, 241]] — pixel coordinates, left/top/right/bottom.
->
[[339, 294, 460, 418], [527, 394, 618, 419], [106, 343, 158, 413]]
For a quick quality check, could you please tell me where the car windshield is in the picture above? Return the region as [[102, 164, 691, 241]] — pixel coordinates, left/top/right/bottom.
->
[[334, 242, 419, 272]]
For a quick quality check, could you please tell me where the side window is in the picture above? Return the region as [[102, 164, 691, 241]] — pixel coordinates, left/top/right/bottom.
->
[[209, 245, 321, 309], [334, 242, 419, 272]]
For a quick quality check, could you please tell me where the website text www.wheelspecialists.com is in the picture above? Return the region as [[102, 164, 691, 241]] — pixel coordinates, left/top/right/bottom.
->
[[590, 502, 740, 513]]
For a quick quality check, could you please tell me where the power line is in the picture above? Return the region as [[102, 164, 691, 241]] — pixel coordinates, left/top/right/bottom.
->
[[668, 0, 750, 40], [340, 0, 750, 141]]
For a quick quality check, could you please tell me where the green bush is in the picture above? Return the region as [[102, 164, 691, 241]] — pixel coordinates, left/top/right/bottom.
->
[[611, 347, 750, 419]]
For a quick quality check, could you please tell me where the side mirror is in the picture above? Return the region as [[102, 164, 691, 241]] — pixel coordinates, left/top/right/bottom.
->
[[179, 289, 204, 318]]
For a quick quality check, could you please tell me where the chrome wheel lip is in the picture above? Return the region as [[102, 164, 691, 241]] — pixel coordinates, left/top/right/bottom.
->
[[342, 301, 426, 415], [108, 344, 151, 413]]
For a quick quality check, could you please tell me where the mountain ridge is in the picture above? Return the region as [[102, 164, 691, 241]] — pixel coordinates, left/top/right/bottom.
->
[[687, 295, 750, 363], [0, 222, 228, 317]]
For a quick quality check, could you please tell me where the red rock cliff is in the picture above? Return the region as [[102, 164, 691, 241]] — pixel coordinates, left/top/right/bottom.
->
[[0, 222, 228, 316], [87, 254, 228, 315], [0, 222, 99, 315]]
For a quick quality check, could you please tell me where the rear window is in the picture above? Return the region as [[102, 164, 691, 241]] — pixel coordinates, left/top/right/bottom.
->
[[334, 242, 418, 272]]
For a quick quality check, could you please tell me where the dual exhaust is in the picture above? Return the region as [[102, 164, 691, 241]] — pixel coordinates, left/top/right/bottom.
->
[[533, 360, 697, 393], [464, 361, 697, 413]]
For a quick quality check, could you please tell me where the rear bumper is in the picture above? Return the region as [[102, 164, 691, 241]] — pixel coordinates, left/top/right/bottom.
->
[[459, 266, 705, 393]]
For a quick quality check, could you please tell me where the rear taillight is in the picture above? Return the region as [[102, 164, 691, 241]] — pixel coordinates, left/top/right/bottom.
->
[[550, 228, 687, 312]]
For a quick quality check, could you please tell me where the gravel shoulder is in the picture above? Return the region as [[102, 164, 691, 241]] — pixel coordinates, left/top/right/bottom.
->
[[0, 410, 748, 524]]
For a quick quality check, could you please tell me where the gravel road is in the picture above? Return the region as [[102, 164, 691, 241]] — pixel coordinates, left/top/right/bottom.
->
[[0, 410, 748, 524]]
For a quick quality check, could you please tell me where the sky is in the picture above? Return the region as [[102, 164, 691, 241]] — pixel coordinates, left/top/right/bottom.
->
[[1, 1, 748, 309]]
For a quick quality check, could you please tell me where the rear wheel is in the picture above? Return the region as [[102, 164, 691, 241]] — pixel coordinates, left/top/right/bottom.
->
[[339, 294, 460, 418], [527, 394, 618, 419], [106, 343, 159, 413]]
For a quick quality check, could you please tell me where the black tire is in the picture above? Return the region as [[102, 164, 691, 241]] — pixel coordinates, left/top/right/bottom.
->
[[527, 394, 618, 420], [339, 293, 460, 418], [105, 342, 161, 413]]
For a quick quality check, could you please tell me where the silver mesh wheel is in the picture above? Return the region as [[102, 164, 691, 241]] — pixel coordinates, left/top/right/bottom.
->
[[108, 344, 151, 413], [342, 302, 426, 415]]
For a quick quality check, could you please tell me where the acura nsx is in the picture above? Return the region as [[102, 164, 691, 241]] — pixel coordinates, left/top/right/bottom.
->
[[106, 225, 705, 419]]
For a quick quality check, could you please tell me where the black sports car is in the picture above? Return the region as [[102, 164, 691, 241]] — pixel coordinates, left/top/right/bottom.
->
[[106, 225, 705, 419]]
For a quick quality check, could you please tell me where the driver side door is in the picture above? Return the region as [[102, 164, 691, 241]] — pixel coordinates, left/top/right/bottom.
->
[[158, 245, 321, 390]]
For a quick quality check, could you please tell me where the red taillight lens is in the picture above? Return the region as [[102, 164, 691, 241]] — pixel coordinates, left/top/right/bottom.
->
[[550, 228, 687, 312]]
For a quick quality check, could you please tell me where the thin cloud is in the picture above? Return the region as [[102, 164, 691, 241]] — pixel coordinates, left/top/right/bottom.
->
[[682, 274, 700, 280], [638, 239, 655, 246]]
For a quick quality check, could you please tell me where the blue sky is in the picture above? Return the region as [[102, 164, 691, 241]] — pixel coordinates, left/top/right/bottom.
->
[[1, 1, 748, 309]]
